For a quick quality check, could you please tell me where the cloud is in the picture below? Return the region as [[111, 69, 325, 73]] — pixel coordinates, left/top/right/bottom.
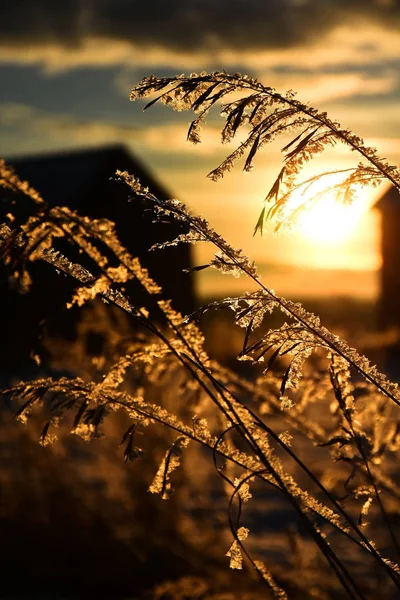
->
[[327, 101, 400, 138], [3, 98, 400, 167], [253, 69, 399, 104], [1, 1, 400, 72], [364, 137, 400, 157], [0, 103, 138, 142], [134, 123, 226, 154], [0, 102, 228, 155]]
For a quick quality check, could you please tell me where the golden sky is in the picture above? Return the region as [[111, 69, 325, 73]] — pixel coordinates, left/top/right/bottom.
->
[[1, 0, 400, 299]]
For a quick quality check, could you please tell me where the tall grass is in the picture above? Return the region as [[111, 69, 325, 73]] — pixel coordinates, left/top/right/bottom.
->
[[1, 72, 400, 599]]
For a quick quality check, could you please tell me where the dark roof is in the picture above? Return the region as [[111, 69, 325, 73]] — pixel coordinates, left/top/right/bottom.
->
[[374, 184, 400, 211], [8, 144, 171, 208]]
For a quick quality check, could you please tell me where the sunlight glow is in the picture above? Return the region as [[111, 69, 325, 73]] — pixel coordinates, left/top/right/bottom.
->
[[298, 194, 364, 245], [282, 171, 368, 247]]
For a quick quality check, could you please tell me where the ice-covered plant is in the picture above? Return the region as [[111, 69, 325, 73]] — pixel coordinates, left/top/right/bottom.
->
[[130, 71, 400, 233], [1, 72, 400, 599]]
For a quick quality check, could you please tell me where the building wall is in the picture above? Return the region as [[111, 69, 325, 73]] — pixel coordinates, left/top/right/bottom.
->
[[378, 204, 400, 330]]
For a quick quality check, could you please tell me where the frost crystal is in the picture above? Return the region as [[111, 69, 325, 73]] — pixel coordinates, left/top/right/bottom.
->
[[253, 560, 288, 599], [233, 476, 253, 503], [226, 527, 249, 570], [149, 436, 190, 499]]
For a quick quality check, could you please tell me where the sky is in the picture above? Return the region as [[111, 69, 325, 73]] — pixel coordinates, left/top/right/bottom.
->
[[2, 0, 400, 299]]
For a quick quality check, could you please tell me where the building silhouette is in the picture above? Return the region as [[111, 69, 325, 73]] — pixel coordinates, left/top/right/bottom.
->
[[0, 144, 195, 376], [375, 184, 400, 376]]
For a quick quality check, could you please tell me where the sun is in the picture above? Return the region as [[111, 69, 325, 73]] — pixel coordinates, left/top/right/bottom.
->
[[298, 194, 364, 245], [283, 171, 367, 246]]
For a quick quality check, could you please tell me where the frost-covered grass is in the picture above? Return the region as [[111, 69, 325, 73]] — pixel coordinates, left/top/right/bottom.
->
[[1, 72, 400, 599]]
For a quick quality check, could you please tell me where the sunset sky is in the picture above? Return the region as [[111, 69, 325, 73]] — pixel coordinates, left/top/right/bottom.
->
[[2, 0, 400, 299]]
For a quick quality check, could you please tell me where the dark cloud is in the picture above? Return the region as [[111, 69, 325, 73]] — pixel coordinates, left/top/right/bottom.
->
[[2, 0, 400, 53]]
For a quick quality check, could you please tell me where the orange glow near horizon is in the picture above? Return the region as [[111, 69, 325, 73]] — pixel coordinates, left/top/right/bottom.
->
[[170, 159, 382, 283]]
